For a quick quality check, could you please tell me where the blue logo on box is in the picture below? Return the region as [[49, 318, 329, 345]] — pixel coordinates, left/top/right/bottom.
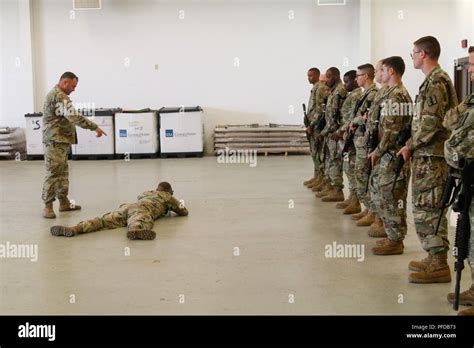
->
[[165, 129, 174, 137], [119, 129, 127, 137]]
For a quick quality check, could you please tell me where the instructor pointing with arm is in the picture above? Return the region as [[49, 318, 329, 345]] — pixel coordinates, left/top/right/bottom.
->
[[42, 71, 107, 219]]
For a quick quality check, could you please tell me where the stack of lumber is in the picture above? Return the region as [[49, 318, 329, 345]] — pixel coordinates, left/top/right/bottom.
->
[[214, 123, 309, 155], [0, 127, 26, 160]]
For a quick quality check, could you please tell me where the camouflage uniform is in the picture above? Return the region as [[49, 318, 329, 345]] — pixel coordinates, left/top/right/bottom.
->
[[76, 191, 189, 233], [306, 81, 323, 178], [352, 84, 379, 209], [340, 87, 363, 194], [42, 86, 98, 203], [309, 83, 331, 178], [369, 83, 412, 241], [320, 81, 347, 190], [444, 93, 474, 280], [406, 66, 458, 254]]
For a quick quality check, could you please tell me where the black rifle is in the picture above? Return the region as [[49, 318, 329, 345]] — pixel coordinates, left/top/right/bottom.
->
[[303, 103, 311, 142], [450, 160, 472, 311], [316, 98, 328, 132], [391, 124, 412, 192], [342, 98, 372, 157], [364, 106, 381, 193]]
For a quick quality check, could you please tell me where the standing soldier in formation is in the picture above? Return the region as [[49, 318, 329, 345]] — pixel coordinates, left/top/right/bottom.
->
[[304, 68, 323, 188], [367, 56, 413, 255], [308, 74, 331, 192], [336, 70, 363, 212], [42, 72, 107, 219], [316, 67, 347, 202], [442, 45, 474, 315], [398, 36, 459, 283], [351, 61, 385, 235]]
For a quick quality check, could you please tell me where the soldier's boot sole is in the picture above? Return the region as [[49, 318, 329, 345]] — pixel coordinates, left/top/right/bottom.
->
[[127, 230, 156, 241], [50, 226, 77, 237], [447, 288, 474, 306], [408, 268, 451, 284]]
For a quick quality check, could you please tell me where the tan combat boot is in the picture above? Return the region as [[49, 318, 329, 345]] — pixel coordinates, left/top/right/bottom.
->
[[43, 202, 56, 219], [313, 178, 327, 192], [351, 208, 368, 221], [310, 177, 322, 189], [447, 285, 474, 306], [59, 197, 82, 212], [458, 307, 474, 316], [321, 188, 345, 202], [372, 238, 404, 255], [408, 253, 433, 272], [304, 177, 314, 186], [343, 194, 361, 215], [315, 183, 333, 198], [336, 192, 352, 209], [127, 230, 157, 240], [356, 211, 376, 226], [368, 215, 386, 237], [50, 225, 82, 237], [408, 251, 451, 283]]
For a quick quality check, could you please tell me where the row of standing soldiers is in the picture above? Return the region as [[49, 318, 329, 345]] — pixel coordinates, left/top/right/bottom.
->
[[303, 36, 474, 315]]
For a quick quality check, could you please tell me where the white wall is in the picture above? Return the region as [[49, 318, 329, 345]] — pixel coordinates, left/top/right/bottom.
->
[[0, 0, 35, 127], [371, 0, 474, 99], [26, 0, 361, 155]]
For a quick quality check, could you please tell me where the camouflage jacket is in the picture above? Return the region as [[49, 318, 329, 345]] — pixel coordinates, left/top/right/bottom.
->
[[42, 85, 98, 144], [373, 83, 413, 158], [309, 82, 331, 129], [352, 83, 379, 138], [443, 93, 474, 130], [305, 81, 324, 124], [137, 191, 189, 217], [406, 66, 458, 157], [340, 87, 363, 133], [320, 81, 347, 136], [444, 98, 474, 169]]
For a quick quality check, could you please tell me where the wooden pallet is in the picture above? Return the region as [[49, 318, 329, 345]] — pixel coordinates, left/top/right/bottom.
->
[[214, 124, 309, 156]]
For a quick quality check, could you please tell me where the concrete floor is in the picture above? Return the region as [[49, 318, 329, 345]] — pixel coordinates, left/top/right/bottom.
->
[[0, 156, 468, 315]]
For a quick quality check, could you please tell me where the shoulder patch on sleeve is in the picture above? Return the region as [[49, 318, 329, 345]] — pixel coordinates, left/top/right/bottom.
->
[[427, 95, 438, 107]]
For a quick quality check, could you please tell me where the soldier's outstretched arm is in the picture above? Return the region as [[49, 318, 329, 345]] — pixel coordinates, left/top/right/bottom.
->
[[168, 197, 189, 216], [56, 90, 98, 131]]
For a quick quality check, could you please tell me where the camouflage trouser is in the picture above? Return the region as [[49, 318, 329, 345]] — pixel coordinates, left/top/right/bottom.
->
[[325, 137, 343, 189], [354, 137, 373, 210], [369, 152, 410, 241], [342, 146, 357, 194], [412, 156, 449, 254], [310, 135, 324, 178], [76, 203, 156, 233], [42, 142, 70, 203]]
